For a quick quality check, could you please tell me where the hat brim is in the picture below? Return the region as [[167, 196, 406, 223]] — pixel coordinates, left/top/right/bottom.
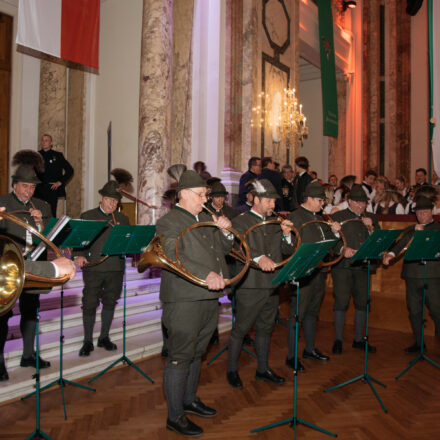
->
[[98, 189, 122, 201], [12, 174, 41, 184]]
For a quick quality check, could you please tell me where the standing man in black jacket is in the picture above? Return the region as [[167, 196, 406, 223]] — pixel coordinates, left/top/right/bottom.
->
[[74, 181, 129, 357], [330, 185, 380, 354], [258, 157, 283, 209], [383, 196, 440, 353], [36, 134, 74, 217], [237, 157, 261, 209], [291, 156, 313, 210]]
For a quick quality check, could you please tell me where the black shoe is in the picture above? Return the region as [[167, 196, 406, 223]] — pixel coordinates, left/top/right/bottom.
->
[[255, 368, 285, 385], [184, 398, 216, 418], [79, 341, 94, 357], [332, 340, 342, 354], [243, 334, 254, 347], [97, 337, 117, 351], [303, 348, 330, 361], [0, 362, 9, 381], [352, 340, 377, 353], [20, 354, 51, 369], [285, 357, 305, 371], [404, 342, 426, 354], [161, 346, 168, 357], [209, 328, 219, 346], [166, 415, 203, 437], [227, 371, 243, 389]]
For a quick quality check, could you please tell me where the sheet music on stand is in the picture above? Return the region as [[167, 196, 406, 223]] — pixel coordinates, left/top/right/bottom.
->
[[30, 215, 71, 261]]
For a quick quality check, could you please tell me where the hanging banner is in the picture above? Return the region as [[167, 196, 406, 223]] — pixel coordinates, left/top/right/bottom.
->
[[16, 0, 100, 70], [317, 0, 338, 138]]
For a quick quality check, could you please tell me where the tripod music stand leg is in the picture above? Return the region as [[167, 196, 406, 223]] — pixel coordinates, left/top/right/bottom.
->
[[88, 259, 154, 384], [325, 262, 387, 413], [251, 281, 337, 438], [396, 262, 440, 379], [22, 287, 95, 419], [24, 308, 53, 440]]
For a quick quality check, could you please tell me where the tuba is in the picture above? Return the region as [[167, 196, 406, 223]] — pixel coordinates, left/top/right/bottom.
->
[[0, 212, 71, 316], [138, 221, 251, 287]]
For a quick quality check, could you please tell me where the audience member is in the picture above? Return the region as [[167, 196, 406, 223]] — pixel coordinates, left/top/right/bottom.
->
[[237, 157, 261, 208]]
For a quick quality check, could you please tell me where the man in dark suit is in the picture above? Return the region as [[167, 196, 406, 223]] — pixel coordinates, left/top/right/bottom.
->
[[383, 196, 440, 353], [73, 181, 129, 357], [291, 156, 313, 210], [35, 134, 74, 217], [155, 170, 233, 437], [226, 180, 293, 389], [258, 157, 283, 209], [237, 157, 261, 209], [281, 164, 295, 211], [330, 185, 380, 354], [0, 165, 54, 373], [287, 181, 341, 370]]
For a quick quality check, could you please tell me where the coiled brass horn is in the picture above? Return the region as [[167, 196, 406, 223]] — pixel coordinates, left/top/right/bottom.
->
[[138, 222, 251, 287], [230, 218, 302, 269], [296, 219, 347, 268], [0, 212, 71, 316]]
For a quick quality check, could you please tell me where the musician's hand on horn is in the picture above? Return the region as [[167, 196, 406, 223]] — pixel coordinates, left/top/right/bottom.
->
[[382, 252, 394, 266], [0, 206, 4, 218], [362, 217, 373, 229], [74, 256, 89, 268], [29, 207, 43, 225], [258, 255, 276, 272], [280, 219, 293, 236], [330, 221, 341, 234], [53, 257, 77, 280], [344, 247, 356, 258], [212, 214, 232, 235], [206, 271, 226, 290]]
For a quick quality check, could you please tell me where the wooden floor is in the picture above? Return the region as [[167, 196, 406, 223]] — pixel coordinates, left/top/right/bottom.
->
[[1, 319, 440, 440]]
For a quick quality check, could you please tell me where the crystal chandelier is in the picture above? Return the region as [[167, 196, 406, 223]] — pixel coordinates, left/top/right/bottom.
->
[[251, 91, 269, 129], [277, 87, 308, 146]]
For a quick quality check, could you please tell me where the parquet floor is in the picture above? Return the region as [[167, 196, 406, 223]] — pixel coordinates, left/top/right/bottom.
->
[[2, 319, 440, 439]]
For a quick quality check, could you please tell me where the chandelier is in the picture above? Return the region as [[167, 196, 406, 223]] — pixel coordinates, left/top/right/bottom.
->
[[251, 88, 308, 146], [277, 87, 308, 146]]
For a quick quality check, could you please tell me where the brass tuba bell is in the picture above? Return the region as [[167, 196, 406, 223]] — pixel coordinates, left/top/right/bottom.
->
[[0, 212, 71, 316]]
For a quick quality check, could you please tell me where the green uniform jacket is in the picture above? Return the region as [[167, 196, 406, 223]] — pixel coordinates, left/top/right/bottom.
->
[[389, 221, 440, 279], [331, 208, 380, 270], [205, 202, 238, 220], [232, 211, 294, 289], [288, 206, 337, 271], [73, 207, 129, 272], [0, 192, 51, 252], [156, 206, 233, 302]]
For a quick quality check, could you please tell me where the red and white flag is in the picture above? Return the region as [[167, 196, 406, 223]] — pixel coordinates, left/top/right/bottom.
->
[[17, 0, 100, 70]]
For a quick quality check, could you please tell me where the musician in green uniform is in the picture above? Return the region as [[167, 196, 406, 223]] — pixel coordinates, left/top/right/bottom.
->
[[156, 170, 233, 437], [383, 196, 440, 353], [287, 181, 341, 371], [0, 165, 53, 372], [206, 181, 238, 220], [73, 181, 129, 357], [331, 184, 380, 354], [226, 180, 294, 389]]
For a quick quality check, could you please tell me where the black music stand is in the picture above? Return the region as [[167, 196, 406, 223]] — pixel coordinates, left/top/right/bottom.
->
[[88, 225, 156, 384], [251, 239, 338, 439], [22, 219, 108, 419], [25, 308, 52, 440], [395, 230, 440, 379], [324, 229, 401, 414]]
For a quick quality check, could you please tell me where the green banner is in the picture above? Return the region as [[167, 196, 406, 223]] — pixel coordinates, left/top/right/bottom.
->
[[317, 0, 338, 138]]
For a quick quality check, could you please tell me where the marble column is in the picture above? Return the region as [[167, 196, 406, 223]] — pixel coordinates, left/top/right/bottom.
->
[[66, 69, 85, 218], [138, 0, 173, 225], [38, 60, 66, 153], [171, 0, 194, 165]]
